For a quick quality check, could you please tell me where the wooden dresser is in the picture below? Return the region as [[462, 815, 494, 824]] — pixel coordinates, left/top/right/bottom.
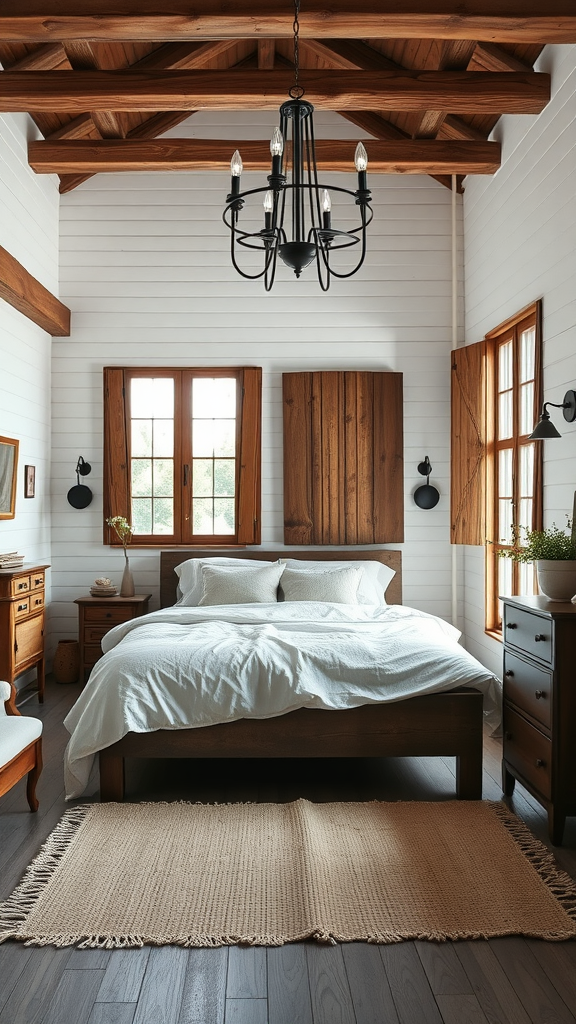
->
[[75, 594, 151, 683], [0, 563, 49, 703], [502, 595, 576, 845]]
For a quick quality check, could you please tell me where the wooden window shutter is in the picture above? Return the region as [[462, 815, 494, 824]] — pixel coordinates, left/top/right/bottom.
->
[[103, 366, 130, 544], [450, 340, 491, 545], [237, 366, 262, 545], [283, 371, 404, 545]]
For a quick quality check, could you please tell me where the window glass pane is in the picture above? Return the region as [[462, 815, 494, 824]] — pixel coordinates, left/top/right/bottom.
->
[[193, 498, 214, 534], [214, 460, 235, 496], [193, 460, 213, 497], [519, 498, 533, 533], [152, 498, 173, 534], [499, 499, 514, 545], [192, 420, 235, 458], [153, 459, 173, 497], [153, 420, 173, 458], [214, 498, 235, 534], [520, 327, 535, 383], [193, 378, 236, 419], [520, 444, 534, 498], [132, 498, 152, 534], [131, 377, 174, 418], [498, 340, 512, 392], [131, 459, 152, 497], [520, 382, 534, 436], [519, 561, 536, 596], [132, 420, 152, 458], [498, 449, 512, 496], [498, 391, 513, 440]]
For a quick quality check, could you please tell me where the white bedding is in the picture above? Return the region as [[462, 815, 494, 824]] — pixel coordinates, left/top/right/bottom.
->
[[63, 602, 501, 798]]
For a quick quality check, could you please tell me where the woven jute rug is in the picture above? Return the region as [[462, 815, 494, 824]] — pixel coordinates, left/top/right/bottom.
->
[[1, 799, 576, 949]]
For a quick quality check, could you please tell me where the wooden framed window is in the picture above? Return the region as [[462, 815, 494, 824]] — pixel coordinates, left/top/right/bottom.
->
[[485, 303, 542, 632], [104, 366, 261, 547]]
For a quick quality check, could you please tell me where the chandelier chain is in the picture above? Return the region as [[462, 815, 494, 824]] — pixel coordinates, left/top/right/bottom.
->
[[291, 0, 304, 99]]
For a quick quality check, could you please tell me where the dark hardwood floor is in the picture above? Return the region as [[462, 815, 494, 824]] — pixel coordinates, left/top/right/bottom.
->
[[1, 678, 576, 1024]]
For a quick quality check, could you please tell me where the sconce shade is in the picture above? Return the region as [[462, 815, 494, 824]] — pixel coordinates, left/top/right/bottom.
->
[[528, 390, 576, 440], [67, 455, 93, 508], [528, 414, 562, 440], [413, 455, 440, 509]]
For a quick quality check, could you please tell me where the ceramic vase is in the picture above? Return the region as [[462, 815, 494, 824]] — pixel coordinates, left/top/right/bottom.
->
[[120, 557, 135, 597], [53, 639, 80, 684], [536, 560, 576, 602]]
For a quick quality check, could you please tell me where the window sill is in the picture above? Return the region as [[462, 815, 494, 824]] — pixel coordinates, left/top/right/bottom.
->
[[485, 628, 503, 644]]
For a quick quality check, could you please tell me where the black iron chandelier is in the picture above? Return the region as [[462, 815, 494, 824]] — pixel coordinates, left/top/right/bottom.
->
[[222, 0, 373, 291]]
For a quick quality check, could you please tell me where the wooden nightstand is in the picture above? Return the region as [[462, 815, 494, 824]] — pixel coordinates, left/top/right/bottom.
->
[[75, 594, 151, 683], [502, 595, 576, 846], [0, 564, 50, 703]]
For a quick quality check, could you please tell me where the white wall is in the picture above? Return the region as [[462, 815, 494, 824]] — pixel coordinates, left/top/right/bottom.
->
[[53, 110, 462, 647], [462, 44, 576, 675], [0, 111, 59, 681]]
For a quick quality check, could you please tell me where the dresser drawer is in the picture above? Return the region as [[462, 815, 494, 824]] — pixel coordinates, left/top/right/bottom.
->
[[503, 605, 553, 665], [14, 614, 44, 670], [11, 575, 31, 597], [504, 705, 552, 800], [503, 651, 552, 731], [30, 572, 45, 591], [84, 605, 136, 626], [84, 624, 115, 644]]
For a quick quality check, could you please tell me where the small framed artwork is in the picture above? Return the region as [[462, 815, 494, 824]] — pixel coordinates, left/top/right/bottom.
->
[[24, 464, 36, 499]]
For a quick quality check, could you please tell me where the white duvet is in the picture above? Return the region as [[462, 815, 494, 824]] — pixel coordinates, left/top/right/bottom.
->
[[64, 602, 501, 798]]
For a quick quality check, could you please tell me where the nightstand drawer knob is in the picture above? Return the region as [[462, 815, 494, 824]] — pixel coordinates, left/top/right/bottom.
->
[[535, 690, 546, 700], [505, 670, 514, 678], [506, 622, 517, 629], [534, 634, 546, 642], [535, 758, 546, 768]]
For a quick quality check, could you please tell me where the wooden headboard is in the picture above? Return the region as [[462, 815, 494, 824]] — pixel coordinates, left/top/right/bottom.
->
[[160, 549, 402, 608]]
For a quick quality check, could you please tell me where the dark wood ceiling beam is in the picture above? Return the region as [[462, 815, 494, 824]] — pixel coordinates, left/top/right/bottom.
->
[[2, 3, 576, 44], [258, 40, 276, 70], [28, 138, 501, 175], [438, 115, 487, 141], [299, 38, 399, 72], [471, 42, 533, 72], [47, 113, 100, 141], [413, 39, 478, 138], [0, 70, 550, 114], [62, 39, 127, 138], [0, 244, 70, 336], [4, 42, 67, 70]]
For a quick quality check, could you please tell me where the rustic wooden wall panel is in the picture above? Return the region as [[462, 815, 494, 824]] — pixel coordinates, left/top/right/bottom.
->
[[237, 366, 262, 545], [450, 341, 488, 546], [103, 366, 130, 543], [283, 370, 404, 546]]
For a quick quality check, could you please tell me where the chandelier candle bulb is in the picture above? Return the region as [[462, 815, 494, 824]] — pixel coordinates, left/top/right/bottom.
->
[[263, 190, 274, 231], [230, 150, 243, 196], [355, 142, 368, 191], [321, 189, 332, 230], [270, 128, 284, 175]]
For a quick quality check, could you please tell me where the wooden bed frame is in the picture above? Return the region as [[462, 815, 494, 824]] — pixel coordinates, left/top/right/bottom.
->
[[99, 550, 483, 801]]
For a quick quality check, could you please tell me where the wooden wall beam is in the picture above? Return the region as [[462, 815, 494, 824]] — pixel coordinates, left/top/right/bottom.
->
[[0, 246, 70, 336], [0, 69, 551, 114], [2, 2, 575, 44], [27, 137, 502, 175]]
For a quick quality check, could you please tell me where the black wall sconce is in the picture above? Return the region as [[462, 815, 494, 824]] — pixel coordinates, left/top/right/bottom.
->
[[67, 456, 93, 508], [528, 389, 576, 439], [414, 456, 440, 509]]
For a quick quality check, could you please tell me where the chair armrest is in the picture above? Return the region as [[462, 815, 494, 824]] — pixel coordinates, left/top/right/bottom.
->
[[0, 680, 20, 716]]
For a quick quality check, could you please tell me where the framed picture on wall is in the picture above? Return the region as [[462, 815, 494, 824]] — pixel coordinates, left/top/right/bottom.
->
[[24, 464, 35, 499]]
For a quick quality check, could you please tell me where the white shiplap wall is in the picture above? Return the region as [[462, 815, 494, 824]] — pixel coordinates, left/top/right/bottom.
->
[[0, 112, 59, 682], [54, 111, 463, 650], [462, 44, 576, 676]]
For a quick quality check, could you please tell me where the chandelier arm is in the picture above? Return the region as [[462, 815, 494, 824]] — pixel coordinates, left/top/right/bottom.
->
[[318, 209, 370, 280], [228, 223, 275, 282], [314, 242, 331, 292]]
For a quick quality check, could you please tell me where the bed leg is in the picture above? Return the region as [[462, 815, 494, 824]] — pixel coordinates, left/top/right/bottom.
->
[[99, 751, 125, 802], [455, 750, 482, 800]]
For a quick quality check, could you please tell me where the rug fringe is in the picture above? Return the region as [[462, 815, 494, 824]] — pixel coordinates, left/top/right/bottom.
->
[[0, 804, 90, 945], [489, 801, 576, 924]]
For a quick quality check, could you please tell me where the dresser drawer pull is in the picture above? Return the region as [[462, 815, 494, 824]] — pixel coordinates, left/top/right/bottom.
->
[[504, 670, 514, 678], [17, 582, 28, 590], [535, 758, 546, 768], [534, 690, 546, 700], [534, 634, 547, 642], [506, 622, 517, 629], [17, 603, 28, 612], [34, 598, 42, 606]]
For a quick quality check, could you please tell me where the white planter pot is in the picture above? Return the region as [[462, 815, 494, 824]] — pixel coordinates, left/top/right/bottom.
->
[[536, 560, 576, 602]]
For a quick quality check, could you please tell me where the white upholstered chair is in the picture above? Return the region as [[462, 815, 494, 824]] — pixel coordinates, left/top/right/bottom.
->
[[0, 680, 43, 811]]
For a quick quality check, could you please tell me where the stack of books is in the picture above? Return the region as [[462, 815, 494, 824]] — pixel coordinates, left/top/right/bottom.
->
[[0, 551, 25, 568]]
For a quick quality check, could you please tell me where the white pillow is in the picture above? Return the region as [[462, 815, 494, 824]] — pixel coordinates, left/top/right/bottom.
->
[[175, 557, 276, 606], [280, 565, 362, 604], [198, 562, 285, 606], [282, 558, 395, 605]]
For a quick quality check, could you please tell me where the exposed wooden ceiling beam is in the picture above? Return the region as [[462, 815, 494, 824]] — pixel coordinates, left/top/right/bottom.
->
[[0, 70, 550, 114], [2, 3, 576, 44], [0, 244, 70, 336], [258, 40, 276, 70], [471, 42, 533, 72], [27, 138, 501, 175], [4, 42, 68, 70]]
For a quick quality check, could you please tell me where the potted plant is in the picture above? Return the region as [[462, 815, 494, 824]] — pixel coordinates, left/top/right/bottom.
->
[[499, 517, 576, 601], [106, 515, 135, 597]]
